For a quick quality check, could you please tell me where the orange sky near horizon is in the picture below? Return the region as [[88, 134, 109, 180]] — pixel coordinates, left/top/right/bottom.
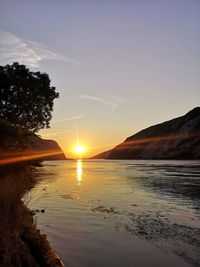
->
[[40, 128, 118, 159]]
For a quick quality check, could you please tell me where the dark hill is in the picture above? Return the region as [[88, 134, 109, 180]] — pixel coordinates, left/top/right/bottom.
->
[[0, 120, 67, 160], [29, 135, 67, 160], [93, 107, 200, 160]]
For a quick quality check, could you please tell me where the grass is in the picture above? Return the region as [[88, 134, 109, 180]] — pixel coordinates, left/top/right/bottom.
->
[[0, 164, 64, 267]]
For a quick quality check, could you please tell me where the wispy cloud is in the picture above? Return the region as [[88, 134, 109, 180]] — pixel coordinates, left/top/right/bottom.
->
[[0, 30, 84, 67], [77, 94, 123, 110], [52, 115, 85, 123]]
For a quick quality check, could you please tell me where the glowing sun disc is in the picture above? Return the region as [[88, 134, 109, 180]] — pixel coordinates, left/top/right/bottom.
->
[[75, 145, 85, 154]]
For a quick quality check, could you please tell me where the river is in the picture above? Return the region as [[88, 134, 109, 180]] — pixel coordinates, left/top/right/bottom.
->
[[25, 160, 200, 267]]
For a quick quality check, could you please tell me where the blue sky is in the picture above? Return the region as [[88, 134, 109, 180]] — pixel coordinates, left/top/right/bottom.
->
[[0, 0, 199, 157]]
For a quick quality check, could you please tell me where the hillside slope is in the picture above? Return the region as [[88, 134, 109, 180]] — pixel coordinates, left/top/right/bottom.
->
[[93, 107, 200, 160], [29, 135, 67, 160], [0, 121, 67, 160]]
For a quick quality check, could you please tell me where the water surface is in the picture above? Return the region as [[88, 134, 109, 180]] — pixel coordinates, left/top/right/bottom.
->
[[26, 160, 200, 267]]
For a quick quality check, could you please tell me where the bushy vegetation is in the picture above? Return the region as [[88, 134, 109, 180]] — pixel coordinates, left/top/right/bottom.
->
[[0, 62, 59, 132], [0, 120, 34, 152]]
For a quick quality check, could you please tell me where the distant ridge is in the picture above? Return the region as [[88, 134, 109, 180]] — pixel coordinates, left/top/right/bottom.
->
[[0, 120, 67, 161], [93, 107, 200, 160], [29, 135, 67, 160]]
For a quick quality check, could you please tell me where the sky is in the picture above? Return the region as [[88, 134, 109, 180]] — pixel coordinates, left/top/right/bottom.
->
[[0, 0, 199, 158]]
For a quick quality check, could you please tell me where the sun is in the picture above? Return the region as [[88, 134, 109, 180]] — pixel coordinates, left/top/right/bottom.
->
[[74, 145, 85, 155]]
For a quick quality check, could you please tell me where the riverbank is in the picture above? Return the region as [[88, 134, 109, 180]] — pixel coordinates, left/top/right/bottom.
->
[[0, 164, 65, 267]]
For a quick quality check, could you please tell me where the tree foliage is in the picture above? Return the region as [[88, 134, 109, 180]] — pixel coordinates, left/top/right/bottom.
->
[[0, 62, 59, 132], [0, 120, 33, 152]]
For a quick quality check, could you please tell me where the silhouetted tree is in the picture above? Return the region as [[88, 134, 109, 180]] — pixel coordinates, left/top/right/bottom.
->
[[0, 62, 59, 132]]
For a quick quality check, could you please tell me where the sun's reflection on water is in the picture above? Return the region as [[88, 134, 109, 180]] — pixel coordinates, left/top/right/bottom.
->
[[77, 159, 82, 185]]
